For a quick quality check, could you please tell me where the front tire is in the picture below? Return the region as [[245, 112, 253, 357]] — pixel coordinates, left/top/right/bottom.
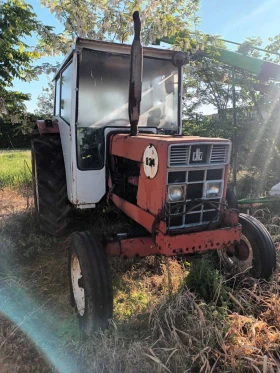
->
[[69, 231, 113, 335], [219, 213, 276, 279], [31, 135, 71, 236]]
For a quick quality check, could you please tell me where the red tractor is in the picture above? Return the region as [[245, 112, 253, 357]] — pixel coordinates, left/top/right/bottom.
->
[[31, 12, 276, 335]]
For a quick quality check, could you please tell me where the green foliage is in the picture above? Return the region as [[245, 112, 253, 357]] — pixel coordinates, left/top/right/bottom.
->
[[0, 115, 35, 148], [40, 0, 201, 45], [185, 257, 229, 304], [34, 78, 54, 118], [0, 150, 32, 188], [180, 33, 280, 197], [0, 0, 40, 89], [0, 0, 60, 121]]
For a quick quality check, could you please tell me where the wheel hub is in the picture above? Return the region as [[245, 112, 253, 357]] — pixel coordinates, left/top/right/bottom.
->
[[71, 254, 85, 316], [235, 239, 250, 261], [218, 234, 253, 272]]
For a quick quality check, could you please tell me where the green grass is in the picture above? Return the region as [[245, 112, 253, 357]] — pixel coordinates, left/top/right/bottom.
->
[[0, 149, 32, 188]]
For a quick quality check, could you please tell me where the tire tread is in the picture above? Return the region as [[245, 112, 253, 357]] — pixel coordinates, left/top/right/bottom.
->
[[31, 135, 71, 236]]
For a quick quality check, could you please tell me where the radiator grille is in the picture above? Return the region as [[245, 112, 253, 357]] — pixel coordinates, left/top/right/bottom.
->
[[210, 145, 228, 163], [167, 168, 224, 229], [169, 145, 189, 166], [169, 143, 229, 166], [167, 142, 230, 229]]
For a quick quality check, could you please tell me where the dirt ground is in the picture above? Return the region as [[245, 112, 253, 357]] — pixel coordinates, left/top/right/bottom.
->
[[0, 189, 32, 217]]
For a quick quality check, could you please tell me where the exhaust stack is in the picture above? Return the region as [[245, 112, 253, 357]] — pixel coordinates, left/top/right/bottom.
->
[[128, 11, 143, 136]]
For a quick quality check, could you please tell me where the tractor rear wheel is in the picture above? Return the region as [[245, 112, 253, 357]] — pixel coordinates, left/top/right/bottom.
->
[[69, 231, 113, 335], [31, 135, 71, 236], [218, 213, 276, 279], [226, 188, 238, 209]]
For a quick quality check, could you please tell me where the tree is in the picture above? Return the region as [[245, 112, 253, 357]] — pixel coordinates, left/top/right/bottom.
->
[[181, 36, 280, 197], [0, 0, 62, 120], [34, 0, 201, 119], [34, 78, 54, 118], [37, 0, 280, 197], [40, 0, 200, 46]]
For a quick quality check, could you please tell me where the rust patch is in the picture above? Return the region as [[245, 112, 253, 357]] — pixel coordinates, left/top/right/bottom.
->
[[36, 119, 59, 135]]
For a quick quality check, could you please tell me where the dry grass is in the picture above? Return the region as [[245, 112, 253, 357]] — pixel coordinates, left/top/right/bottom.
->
[[0, 188, 280, 372]]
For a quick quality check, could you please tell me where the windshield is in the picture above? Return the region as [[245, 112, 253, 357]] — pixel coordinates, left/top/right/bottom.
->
[[77, 49, 179, 131], [76, 49, 179, 170]]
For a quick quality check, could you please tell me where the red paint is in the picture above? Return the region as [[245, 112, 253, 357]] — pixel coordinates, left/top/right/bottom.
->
[[36, 119, 59, 134], [110, 193, 156, 233], [223, 209, 239, 226], [110, 133, 231, 216], [110, 193, 166, 233], [109, 133, 235, 259], [105, 225, 242, 258], [106, 237, 157, 258], [155, 225, 241, 255]]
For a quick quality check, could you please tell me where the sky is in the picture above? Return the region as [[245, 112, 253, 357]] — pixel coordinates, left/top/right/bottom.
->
[[13, 0, 280, 113]]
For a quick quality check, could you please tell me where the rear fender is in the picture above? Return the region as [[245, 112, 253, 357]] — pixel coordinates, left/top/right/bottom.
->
[[36, 119, 60, 135]]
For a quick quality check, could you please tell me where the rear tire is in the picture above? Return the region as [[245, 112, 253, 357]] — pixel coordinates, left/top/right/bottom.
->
[[69, 231, 113, 335], [226, 188, 238, 209], [219, 213, 276, 279], [31, 135, 71, 236]]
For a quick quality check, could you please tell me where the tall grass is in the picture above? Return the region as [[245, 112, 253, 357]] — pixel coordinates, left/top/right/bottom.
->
[[0, 155, 279, 372], [0, 150, 32, 189]]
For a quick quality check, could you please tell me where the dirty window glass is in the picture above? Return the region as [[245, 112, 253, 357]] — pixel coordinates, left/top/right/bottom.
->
[[55, 77, 60, 116], [141, 58, 178, 133], [77, 127, 104, 170], [60, 62, 72, 124], [77, 49, 179, 169], [77, 50, 178, 131]]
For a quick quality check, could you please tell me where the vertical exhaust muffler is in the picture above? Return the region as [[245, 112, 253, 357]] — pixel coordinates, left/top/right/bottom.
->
[[128, 11, 143, 136]]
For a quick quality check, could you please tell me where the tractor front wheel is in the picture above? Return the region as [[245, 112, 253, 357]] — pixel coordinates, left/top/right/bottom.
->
[[68, 231, 113, 335], [218, 213, 276, 279]]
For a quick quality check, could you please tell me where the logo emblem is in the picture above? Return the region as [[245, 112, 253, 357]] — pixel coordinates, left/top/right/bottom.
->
[[193, 148, 203, 162]]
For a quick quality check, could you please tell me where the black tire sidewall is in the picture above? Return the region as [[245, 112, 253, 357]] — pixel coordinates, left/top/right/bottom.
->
[[239, 214, 276, 279], [31, 135, 71, 236], [68, 231, 113, 335], [226, 188, 238, 209]]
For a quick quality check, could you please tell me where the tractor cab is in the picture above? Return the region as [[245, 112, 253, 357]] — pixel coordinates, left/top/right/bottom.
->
[[51, 38, 182, 208]]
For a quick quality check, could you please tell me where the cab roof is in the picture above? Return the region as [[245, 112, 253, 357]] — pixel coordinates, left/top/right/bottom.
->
[[54, 37, 176, 80]]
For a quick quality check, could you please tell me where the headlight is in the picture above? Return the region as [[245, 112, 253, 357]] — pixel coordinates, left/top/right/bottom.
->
[[167, 185, 184, 202], [206, 183, 222, 198]]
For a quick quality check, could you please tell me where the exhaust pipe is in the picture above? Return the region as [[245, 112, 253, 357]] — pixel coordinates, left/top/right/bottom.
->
[[129, 11, 143, 136]]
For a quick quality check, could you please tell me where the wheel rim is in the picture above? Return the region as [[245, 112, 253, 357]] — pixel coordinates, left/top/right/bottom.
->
[[218, 234, 253, 272], [71, 253, 85, 316]]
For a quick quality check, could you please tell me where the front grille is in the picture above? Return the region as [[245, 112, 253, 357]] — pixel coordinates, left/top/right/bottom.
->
[[167, 141, 230, 229], [169, 145, 189, 166], [210, 145, 228, 163], [169, 143, 229, 167], [167, 167, 224, 228]]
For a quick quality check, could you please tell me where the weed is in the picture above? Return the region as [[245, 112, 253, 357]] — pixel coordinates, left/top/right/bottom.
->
[[185, 256, 230, 304]]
